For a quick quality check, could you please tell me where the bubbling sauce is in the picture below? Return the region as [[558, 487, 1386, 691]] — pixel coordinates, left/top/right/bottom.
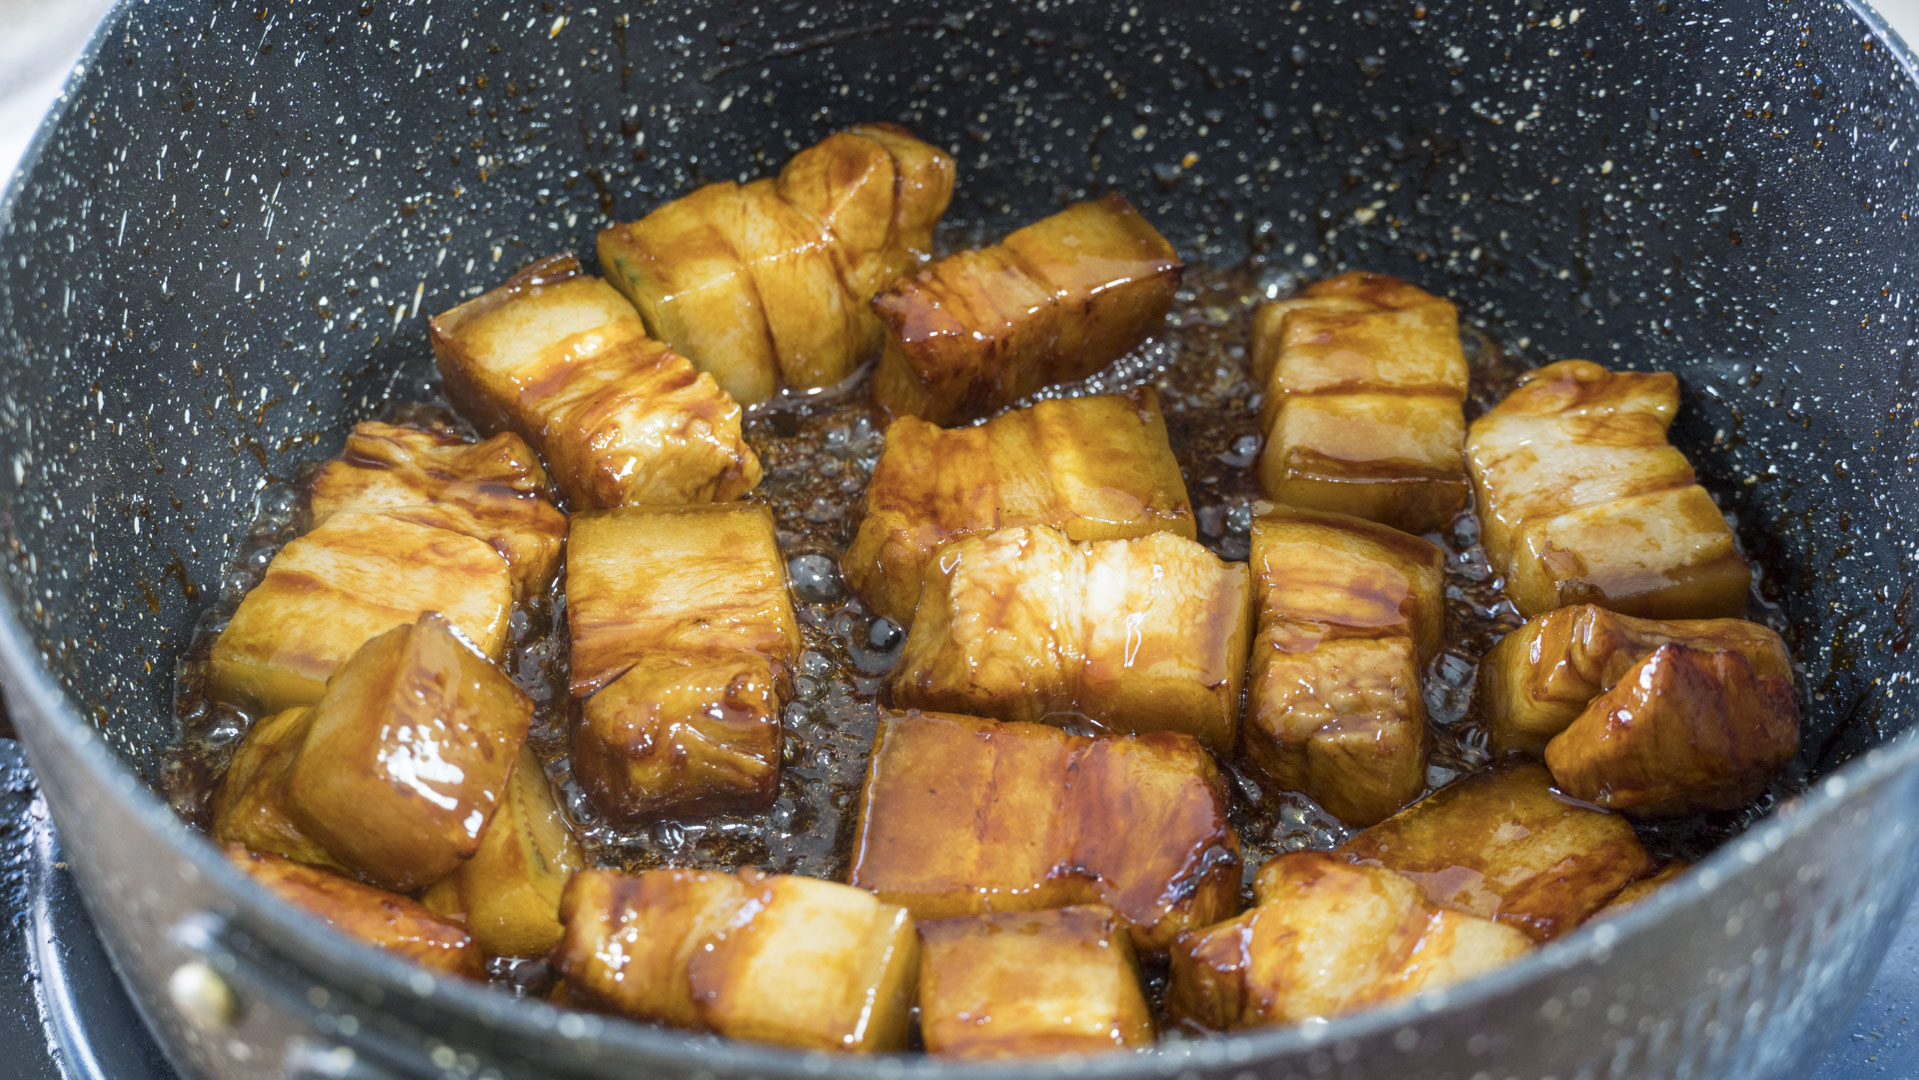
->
[[163, 261, 1791, 1005]]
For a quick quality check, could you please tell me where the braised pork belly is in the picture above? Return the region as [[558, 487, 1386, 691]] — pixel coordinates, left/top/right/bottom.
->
[[870, 195, 1182, 423], [848, 710, 1242, 953], [1467, 359, 1751, 619], [843, 389, 1195, 627], [1251, 272, 1470, 533]]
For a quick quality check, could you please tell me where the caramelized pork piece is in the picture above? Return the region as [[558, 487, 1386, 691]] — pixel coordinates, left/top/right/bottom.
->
[[1595, 862, 1688, 916], [229, 846, 482, 978], [1466, 359, 1751, 618], [421, 747, 583, 958], [848, 710, 1241, 953], [306, 421, 567, 600], [889, 526, 1251, 752], [1240, 508, 1443, 825], [1478, 604, 1794, 757], [843, 389, 1195, 627], [429, 253, 760, 507], [573, 652, 781, 822], [1544, 643, 1799, 817], [1339, 762, 1654, 941], [207, 512, 512, 713], [917, 906, 1153, 1059], [556, 867, 919, 1052], [1251, 273, 1470, 533], [599, 124, 955, 403], [274, 614, 532, 893], [208, 706, 338, 870], [870, 195, 1183, 424], [565, 504, 801, 698], [1167, 852, 1531, 1029]]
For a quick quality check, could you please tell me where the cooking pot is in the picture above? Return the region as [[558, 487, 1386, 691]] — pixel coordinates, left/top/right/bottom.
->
[[4, 1, 1919, 1077]]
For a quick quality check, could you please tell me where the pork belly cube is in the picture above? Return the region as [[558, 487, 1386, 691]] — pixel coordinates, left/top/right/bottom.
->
[[422, 746, 583, 958], [1339, 762, 1655, 941], [208, 706, 339, 871], [843, 389, 1195, 627], [599, 126, 954, 403], [208, 512, 512, 713], [281, 613, 532, 893], [556, 868, 919, 1052], [1544, 643, 1799, 817], [1251, 273, 1469, 534], [428, 253, 760, 507], [1167, 852, 1531, 1030], [889, 526, 1251, 752], [306, 421, 566, 600], [565, 504, 800, 698], [1239, 508, 1443, 824], [573, 651, 781, 822], [228, 846, 482, 978], [871, 195, 1182, 424], [917, 906, 1153, 1059], [1478, 604, 1794, 757], [1466, 359, 1751, 619], [848, 710, 1242, 953], [1596, 862, 1688, 917]]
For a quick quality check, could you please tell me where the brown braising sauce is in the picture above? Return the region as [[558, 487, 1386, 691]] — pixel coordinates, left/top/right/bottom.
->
[[163, 261, 1791, 1006]]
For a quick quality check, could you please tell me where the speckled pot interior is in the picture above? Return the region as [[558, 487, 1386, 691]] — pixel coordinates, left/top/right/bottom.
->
[[3, 1, 1919, 1078]]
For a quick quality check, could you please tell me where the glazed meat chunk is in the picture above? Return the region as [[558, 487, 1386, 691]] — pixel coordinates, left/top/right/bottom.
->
[[214, 613, 532, 894], [429, 253, 760, 508], [555, 868, 919, 1052], [917, 906, 1154, 1059], [1339, 762, 1655, 941], [1544, 642, 1800, 817], [228, 846, 482, 978], [305, 421, 566, 600], [421, 746, 583, 958], [565, 505, 799, 820], [1167, 852, 1531, 1029], [843, 389, 1195, 627], [1466, 359, 1751, 619], [848, 710, 1242, 953], [208, 512, 512, 713], [1240, 508, 1443, 825], [889, 525, 1252, 752], [1251, 273, 1470, 533], [1478, 604, 1795, 756], [870, 195, 1183, 424], [599, 124, 955, 403]]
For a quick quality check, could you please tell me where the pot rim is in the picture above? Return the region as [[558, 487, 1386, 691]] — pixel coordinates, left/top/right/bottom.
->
[[3, 0, 1919, 1075]]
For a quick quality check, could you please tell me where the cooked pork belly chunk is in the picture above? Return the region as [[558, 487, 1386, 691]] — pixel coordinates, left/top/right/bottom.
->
[[573, 652, 782, 822], [1544, 642, 1799, 817], [565, 505, 798, 819], [1168, 852, 1531, 1029], [209, 706, 338, 870], [842, 389, 1194, 627], [1594, 862, 1688, 917], [429, 253, 760, 508], [556, 867, 919, 1052], [1250, 272, 1470, 533], [420, 746, 582, 958], [599, 124, 954, 403], [1339, 762, 1654, 942], [1478, 603, 1794, 756], [917, 905, 1153, 1058], [870, 195, 1182, 424], [208, 512, 512, 713], [848, 710, 1241, 953], [889, 526, 1251, 752], [1240, 508, 1443, 825], [228, 846, 483, 979], [1466, 359, 1751, 619], [282, 613, 532, 892], [306, 421, 566, 600]]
